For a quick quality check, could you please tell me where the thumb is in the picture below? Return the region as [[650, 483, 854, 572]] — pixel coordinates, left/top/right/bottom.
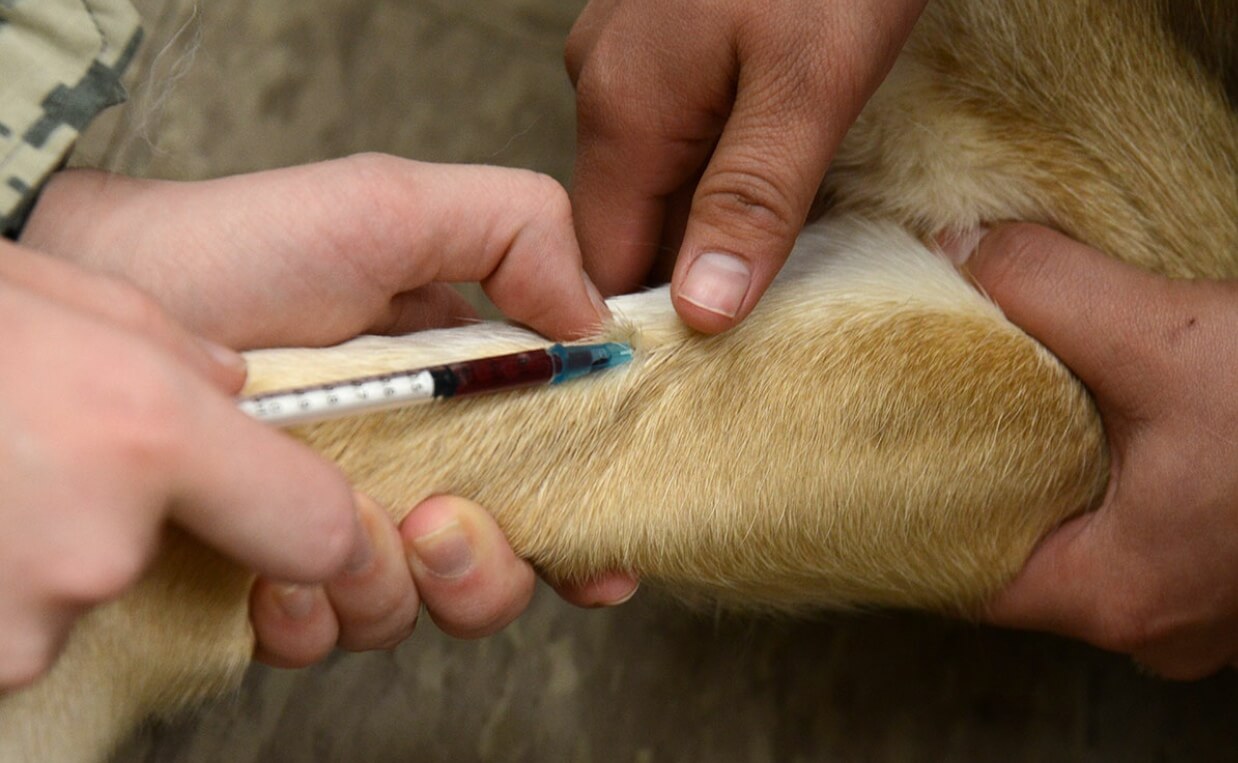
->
[[671, 65, 836, 333], [984, 512, 1099, 631], [983, 509, 1141, 653], [958, 223, 1176, 412]]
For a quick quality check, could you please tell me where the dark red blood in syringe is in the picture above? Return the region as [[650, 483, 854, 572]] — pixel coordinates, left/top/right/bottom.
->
[[445, 349, 556, 397]]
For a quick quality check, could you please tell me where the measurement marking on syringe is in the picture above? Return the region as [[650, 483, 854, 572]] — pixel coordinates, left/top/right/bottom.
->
[[239, 370, 437, 424], [238, 343, 633, 428]]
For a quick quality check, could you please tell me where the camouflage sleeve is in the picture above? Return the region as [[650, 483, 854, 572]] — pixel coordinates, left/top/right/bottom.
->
[[0, 0, 142, 237]]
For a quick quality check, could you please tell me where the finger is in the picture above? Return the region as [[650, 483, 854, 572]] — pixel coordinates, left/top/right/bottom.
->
[[0, 239, 247, 393], [670, 47, 840, 333], [571, 150, 680, 297], [984, 511, 1140, 651], [174, 157, 608, 342], [367, 283, 479, 336], [563, 0, 620, 85], [324, 494, 421, 652], [322, 157, 610, 340], [959, 224, 1183, 413], [250, 581, 339, 669], [569, 6, 734, 296], [401, 495, 536, 639], [647, 181, 699, 285], [666, 0, 926, 333], [552, 571, 639, 608], [169, 391, 362, 584]]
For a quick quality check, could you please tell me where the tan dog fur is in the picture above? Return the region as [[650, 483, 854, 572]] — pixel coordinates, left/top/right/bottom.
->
[[1, 1, 1234, 760]]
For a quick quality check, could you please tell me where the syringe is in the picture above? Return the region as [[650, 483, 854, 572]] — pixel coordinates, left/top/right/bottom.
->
[[238, 342, 633, 428]]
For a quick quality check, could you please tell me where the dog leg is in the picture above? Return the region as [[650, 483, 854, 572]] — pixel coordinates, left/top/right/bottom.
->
[[0, 215, 1109, 762], [248, 216, 1109, 613]]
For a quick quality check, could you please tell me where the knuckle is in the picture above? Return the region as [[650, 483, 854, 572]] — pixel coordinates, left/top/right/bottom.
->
[[1090, 596, 1160, 656], [437, 578, 532, 640], [335, 152, 409, 208], [496, 172, 576, 277], [984, 223, 1056, 271], [336, 153, 403, 208], [339, 151, 402, 188], [432, 608, 503, 640], [376, 609, 420, 650], [302, 481, 361, 579], [340, 150, 396, 175], [106, 368, 190, 473], [563, 25, 589, 83], [525, 172, 574, 225], [344, 615, 418, 653], [572, 56, 650, 138], [562, 0, 615, 83], [338, 593, 420, 652], [695, 166, 802, 239], [347, 585, 408, 626], [468, 604, 521, 638], [276, 639, 332, 670], [972, 223, 1065, 294], [54, 546, 147, 605], [331, 153, 427, 251]]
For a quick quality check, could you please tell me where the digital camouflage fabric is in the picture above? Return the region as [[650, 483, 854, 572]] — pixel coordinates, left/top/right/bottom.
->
[[0, 0, 141, 236]]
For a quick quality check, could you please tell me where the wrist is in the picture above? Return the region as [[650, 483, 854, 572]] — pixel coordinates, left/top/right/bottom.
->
[[17, 169, 115, 255]]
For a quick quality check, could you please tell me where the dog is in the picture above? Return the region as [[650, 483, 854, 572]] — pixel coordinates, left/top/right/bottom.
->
[[1, 0, 1234, 760]]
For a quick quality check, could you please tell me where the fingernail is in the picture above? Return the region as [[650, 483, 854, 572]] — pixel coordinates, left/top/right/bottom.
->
[[599, 581, 640, 608], [276, 583, 316, 620], [197, 337, 247, 374], [583, 271, 611, 319], [939, 227, 989, 266], [410, 519, 473, 579], [679, 252, 751, 318]]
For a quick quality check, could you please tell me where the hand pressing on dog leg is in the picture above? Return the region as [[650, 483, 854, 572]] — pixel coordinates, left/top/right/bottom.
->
[[18, 156, 611, 349], [954, 224, 1238, 679], [251, 496, 525, 667], [567, 0, 927, 333], [252, 493, 639, 668], [14, 158, 638, 669]]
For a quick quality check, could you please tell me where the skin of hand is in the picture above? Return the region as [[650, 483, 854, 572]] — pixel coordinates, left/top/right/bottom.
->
[[0, 242, 360, 688], [566, 0, 928, 333], [14, 157, 639, 673], [20, 156, 610, 350], [950, 224, 1238, 679]]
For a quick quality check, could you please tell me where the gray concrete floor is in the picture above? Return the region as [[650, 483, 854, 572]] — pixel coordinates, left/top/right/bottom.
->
[[75, 1, 1238, 761]]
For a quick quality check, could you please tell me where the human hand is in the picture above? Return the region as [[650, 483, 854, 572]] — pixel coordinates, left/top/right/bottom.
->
[[951, 224, 1238, 679], [566, 0, 927, 332], [19, 156, 609, 348], [17, 158, 638, 667], [0, 242, 361, 689], [251, 493, 638, 667]]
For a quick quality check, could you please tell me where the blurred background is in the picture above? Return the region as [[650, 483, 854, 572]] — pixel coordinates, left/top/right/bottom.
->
[[77, 2, 1238, 761]]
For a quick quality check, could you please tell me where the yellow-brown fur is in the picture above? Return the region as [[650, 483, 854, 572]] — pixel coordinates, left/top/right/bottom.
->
[[252, 219, 1108, 614], [1, 1, 1234, 760]]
